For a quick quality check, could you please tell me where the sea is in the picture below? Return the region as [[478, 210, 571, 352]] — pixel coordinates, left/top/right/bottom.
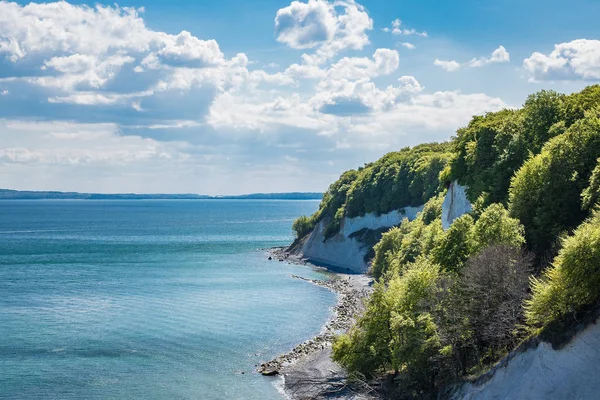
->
[[0, 200, 336, 399]]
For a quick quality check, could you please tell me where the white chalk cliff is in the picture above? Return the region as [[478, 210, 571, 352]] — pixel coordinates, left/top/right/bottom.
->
[[452, 317, 600, 400], [298, 206, 423, 273], [296, 181, 472, 272], [442, 181, 472, 230]]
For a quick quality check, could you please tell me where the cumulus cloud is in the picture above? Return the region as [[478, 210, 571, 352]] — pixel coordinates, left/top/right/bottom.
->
[[383, 19, 427, 37], [434, 46, 510, 72], [523, 39, 600, 81], [434, 59, 461, 72], [467, 45, 510, 67], [0, 1, 287, 111], [0, 1, 512, 194], [399, 42, 416, 50], [275, 0, 373, 64], [274, 0, 337, 49]]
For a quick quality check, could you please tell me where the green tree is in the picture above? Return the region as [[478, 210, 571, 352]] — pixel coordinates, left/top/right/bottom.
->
[[472, 203, 525, 253], [292, 215, 315, 239], [521, 89, 565, 153], [582, 159, 600, 210], [509, 109, 600, 252], [432, 214, 475, 273], [525, 211, 600, 327]]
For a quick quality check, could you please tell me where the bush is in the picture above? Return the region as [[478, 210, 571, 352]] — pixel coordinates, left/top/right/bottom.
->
[[292, 215, 315, 239], [525, 211, 600, 327]]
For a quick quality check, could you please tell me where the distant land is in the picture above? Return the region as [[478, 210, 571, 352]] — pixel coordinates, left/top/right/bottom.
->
[[0, 189, 323, 201]]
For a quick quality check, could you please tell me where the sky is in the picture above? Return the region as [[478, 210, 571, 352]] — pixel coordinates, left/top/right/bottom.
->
[[0, 0, 599, 194]]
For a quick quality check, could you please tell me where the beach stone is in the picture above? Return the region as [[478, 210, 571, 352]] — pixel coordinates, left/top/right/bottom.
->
[[261, 368, 279, 376]]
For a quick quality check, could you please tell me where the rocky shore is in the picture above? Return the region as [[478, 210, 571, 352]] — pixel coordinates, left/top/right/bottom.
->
[[258, 248, 375, 399]]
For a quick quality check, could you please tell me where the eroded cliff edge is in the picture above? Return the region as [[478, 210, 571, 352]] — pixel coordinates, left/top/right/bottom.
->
[[449, 312, 600, 400], [290, 181, 471, 273]]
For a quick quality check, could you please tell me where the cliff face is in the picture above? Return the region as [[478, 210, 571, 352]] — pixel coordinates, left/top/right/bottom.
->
[[451, 316, 600, 400], [296, 206, 423, 273], [293, 181, 472, 272], [441, 181, 472, 230]]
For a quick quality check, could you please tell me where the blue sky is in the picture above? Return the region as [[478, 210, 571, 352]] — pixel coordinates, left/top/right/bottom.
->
[[0, 0, 599, 194]]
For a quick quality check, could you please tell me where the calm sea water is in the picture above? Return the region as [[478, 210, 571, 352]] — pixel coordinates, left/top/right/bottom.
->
[[0, 200, 335, 400]]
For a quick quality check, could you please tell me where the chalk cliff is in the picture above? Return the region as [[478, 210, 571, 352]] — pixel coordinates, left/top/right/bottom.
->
[[441, 181, 472, 230], [295, 206, 423, 273]]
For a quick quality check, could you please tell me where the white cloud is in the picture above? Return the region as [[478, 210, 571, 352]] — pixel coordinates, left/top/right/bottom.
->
[[399, 42, 416, 50], [434, 58, 461, 72], [326, 48, 399, 80], [0, 1, 257, 108], [0, 1, 514, 194], [0, 90, 8, 95], [274, 0, 337, 49], [467, 45, 510, 67], [434, 46, 510, 72], [523, 39, 600, 81], [275, 0, 373, 64], [0, 120, 188, 166], [383, 19, 427, 37]]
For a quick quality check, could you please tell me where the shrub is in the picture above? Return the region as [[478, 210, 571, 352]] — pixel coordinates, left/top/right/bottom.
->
[[525, 211, 600, 327], [292, 215, 315, 239]]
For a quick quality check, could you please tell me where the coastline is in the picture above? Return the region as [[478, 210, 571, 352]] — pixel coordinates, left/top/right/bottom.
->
[[259, 248, 376, 399]]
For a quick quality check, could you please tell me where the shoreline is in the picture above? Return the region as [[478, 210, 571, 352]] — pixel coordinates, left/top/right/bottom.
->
[[259, 248, 375, 399]]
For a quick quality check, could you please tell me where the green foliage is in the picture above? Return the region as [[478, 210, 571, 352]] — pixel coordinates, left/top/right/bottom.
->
[[560, 85, 600, 127], [449, 108, 530, 205], [306, 143, 451, 240], [345, 143, 452, 218], [525, 211, 600, 327], [371, 222, 412, 280], [521, 90, 565, 153], [471, 203, 525, 253], [448, 89, 597, 207], [509, 109, 600, 251], [582, 159, 600, 210], [334, 257, 442, 387], [292, 215, 315, 239], [432, 215, 475, 273], [370, 195, 444, 280], [326, 86, 600, 394]]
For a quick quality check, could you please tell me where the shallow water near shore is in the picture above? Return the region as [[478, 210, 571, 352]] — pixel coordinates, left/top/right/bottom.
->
[[0, 199, 335, 400]]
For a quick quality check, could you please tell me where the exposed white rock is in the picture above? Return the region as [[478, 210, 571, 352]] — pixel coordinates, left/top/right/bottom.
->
[[341, 206, 423, 237], [301, 219, 369, 273], [452, 318, 600, 400], [300, 206, 423, 273], [442, 181, 472, 230]]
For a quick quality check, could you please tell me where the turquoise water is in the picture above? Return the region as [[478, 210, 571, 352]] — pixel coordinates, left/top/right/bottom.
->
[[0, 200, 335, 399]]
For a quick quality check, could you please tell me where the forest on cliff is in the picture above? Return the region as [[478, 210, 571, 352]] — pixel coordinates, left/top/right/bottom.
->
[[293, 85, 600, 398]]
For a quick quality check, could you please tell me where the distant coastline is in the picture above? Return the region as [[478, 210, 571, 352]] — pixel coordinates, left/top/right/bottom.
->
[[0, 189, 323, 201]]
